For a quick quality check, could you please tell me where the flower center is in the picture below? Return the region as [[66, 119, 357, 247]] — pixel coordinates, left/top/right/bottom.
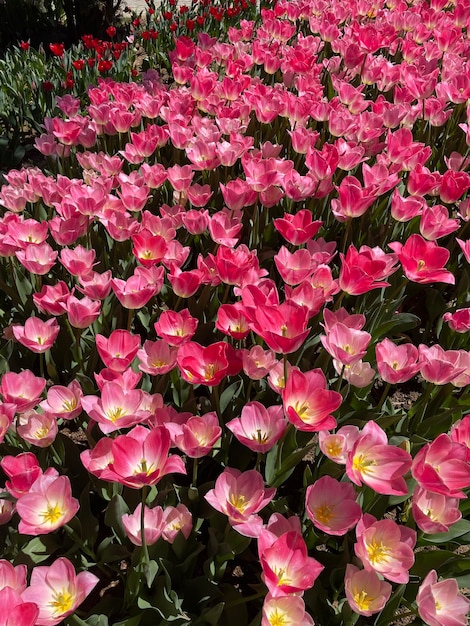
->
[[352, 453, 376, 475], [267, 609, 288, 626], [366, 539, 390, 564], [107, 406, 126, 422], [353, 589, 373, 611], [315, 503, 333, 524], [229, 493, 247, 513], [41, 503, 64, 525], [49, 589, 74, 616]]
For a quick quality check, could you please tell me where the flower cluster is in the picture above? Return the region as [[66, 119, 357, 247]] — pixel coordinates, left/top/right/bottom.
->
[[0, 0, 469, 624]]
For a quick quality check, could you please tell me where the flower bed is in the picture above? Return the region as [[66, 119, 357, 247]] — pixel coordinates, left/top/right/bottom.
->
[[0, 0, 470, 624]]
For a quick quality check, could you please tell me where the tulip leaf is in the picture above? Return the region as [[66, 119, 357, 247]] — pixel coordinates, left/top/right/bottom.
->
[[420, 519, 470, 544]]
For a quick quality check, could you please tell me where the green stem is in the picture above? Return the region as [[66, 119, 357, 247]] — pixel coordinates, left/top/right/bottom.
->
[[140, 485, 150, 566], [127, 308, 134, 332], [212, 384, 221, 421], [377, 382, 391, 409], [192, 457, 198, 487]]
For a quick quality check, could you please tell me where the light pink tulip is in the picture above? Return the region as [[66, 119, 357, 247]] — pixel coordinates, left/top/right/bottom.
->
[[226, 402, 287, 453], [16, 473, 79, 535], [262, 595, 314, 626], [161, 504, 193, 543], [355, 514, 416, 583], [412, 434, 470, 498], [205, 468, 275, 537], [412, 485, 462, 534], [260, 530, 324, 598], [345, 565, 392, 617], [12, 318, 59, 354], [122, 503, 163, 546], [306, 476, 362, 536], [21, 557, 98, 626], [417, 570, 470, 626], [346, 421, 412, 495]]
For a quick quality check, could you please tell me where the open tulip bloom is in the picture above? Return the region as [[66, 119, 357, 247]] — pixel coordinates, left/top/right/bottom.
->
[[1, 0, 470, 624]]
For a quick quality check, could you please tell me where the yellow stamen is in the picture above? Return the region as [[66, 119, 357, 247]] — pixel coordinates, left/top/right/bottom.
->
[[353, 589, 374, 611], [315, 503, 333, 525], [41, 503, 64, 525], [366, 539, 390, 564], [49, 590, 74, 615]]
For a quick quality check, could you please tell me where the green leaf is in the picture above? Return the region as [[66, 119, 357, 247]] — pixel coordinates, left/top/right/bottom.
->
[[19, 535, 60, 564], [104, 494, 129, 543]]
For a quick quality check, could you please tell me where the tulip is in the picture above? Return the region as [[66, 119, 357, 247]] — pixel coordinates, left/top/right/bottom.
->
[[205, 468, 275, 537], [21, 557, 98, 626], [306, 476, 362, 535], [345, 565, 392, 617], [16, 474, 79, 535], [417, 570, 470, 626], [226, 402, 287, 453], [283, 368, 342, 432]]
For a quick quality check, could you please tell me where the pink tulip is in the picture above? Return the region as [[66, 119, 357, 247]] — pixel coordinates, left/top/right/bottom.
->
[[345, 565, 392, 617], [137, 340, 178, 376], [161, 504, 192, 543], [274, 246, 315, 286], [122, 503, 163, 546], [417, 570, 470, 626], [443, 308, 470, 333], [21, 557, 98, 626], [226, 402, 287, 453], [283, 368, 342, 432], [1, 452, 45, 498], [0, 402, 15, 444], [412, 485, 462, 534], [154, 309, 198, 346], [346, 421, 412, 495], [39, 380, 83, 420], [389, 234, 455, 285], [0, 587, 38, 626], [411, 434, 470, 498], [249, 301, 310, 355], [95, 425, 185, 489], [12, 318, 59, 353], [205, 468, 276, 537], [0, 560, 27, 592], [273, 209, 322, 246], [242, 347, 278, 382], [166, 411, 221, 458], [215, 303, 251, 340], [33, 281, 70, 316], [16, 473, 79, 534], [306, 476, 362, 536], [64, 294, 101, 328], [321, 323, 371, 366], [418, 344, 465, 385], [450, 416, 470, 460], [339, 244, 398, 295], [0, 369, 46, 413], [15, 242, 57, 275], [262, 595, 314, 626], [59, 245, 96, 277], [77, 270, 112, 300], [260, 530, 324, 598], [355, 514, 416, 583], [319, 425, 360, 464], [376, 338, 421, 384], [111, 273, 159, 309], [177, 341, 242, 387], [95, 329, 140, 372], [82, 382, 149, 434], [17, 411, 58, 448]]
